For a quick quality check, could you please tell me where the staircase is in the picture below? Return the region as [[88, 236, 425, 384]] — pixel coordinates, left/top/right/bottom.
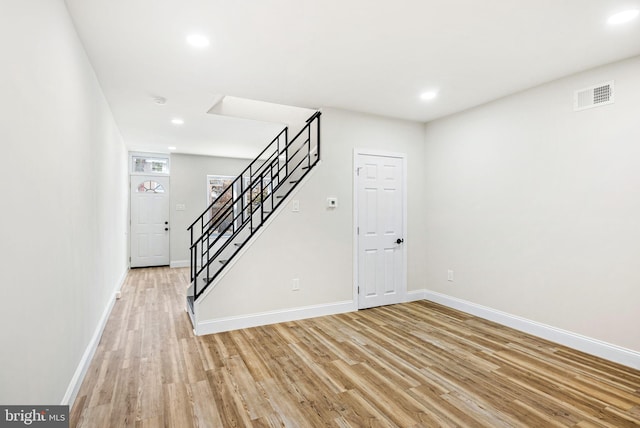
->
[[186, 111, 321, 321]]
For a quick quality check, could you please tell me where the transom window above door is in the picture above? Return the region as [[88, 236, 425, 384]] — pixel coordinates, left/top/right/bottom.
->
[[130, 153, 170, 175]]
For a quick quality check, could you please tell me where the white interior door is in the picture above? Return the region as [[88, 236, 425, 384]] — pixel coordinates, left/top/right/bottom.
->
[[356, 152, 406, 309], [131, 176, 170, 267]]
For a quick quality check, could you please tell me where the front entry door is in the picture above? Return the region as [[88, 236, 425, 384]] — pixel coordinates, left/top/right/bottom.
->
[[356, 152, 406, 309], [130, 176, 170, 267]]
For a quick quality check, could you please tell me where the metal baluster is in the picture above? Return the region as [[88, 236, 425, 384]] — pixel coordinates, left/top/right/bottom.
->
[[317, 114, 321, 162], [260, 176, 264, 223], [206, 241, 210, 292], [285, 129, 289, 178], [193, 247, 197, 297], [308, 125, 311, 169]]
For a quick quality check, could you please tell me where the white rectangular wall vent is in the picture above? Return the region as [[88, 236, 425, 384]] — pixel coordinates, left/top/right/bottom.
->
[[574, 81, 614, 111]]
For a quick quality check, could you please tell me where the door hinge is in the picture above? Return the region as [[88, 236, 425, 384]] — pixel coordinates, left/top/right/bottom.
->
[[358, 286, 360, 294], [357, 226, 359, 235]]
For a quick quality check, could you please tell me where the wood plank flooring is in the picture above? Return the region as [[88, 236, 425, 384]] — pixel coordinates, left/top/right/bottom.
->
[[71, 267, 640, 427]]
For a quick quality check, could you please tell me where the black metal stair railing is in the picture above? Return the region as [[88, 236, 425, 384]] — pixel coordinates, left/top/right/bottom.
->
[[187, 111, 321, 303]]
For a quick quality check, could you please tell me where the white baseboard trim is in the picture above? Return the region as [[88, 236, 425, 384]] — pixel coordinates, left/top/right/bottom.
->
[[422, 289, 640, 370], [170, 260, 189, 268], [61, 268, 129, 406], [196, 300, 356, 335], [406, 289, 428, 302]]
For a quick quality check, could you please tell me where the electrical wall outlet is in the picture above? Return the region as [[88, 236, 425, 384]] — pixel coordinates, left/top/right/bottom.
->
[[447, 270, 454, 282], [292, 278, 300, 291]]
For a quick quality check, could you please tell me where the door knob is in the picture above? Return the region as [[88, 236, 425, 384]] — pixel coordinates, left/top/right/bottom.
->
[[396, 238, 404, 244], [165, 228, 169, 231], [165, 221, 169, 225]]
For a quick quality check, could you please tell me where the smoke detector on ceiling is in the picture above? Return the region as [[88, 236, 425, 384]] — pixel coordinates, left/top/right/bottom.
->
[[574, 81, 614, 111]]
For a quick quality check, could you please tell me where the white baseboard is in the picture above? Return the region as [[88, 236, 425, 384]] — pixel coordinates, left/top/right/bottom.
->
[[61, 268, 129, 406], [406, 289, 428, 302], [422, 289, 640, 370], [196, 300, 356, 335], [170, 260, 189, 268]]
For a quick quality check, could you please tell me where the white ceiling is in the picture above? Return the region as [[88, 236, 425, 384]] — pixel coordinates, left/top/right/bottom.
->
[[64, 0, 640, 158]]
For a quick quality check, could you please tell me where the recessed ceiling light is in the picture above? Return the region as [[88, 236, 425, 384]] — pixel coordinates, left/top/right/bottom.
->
[[420, 90, 438, 101], [171, 118, 184, 125], [186, 34, 210, 48], [168, 146, 177, 150], [607, 9, 639, 25]]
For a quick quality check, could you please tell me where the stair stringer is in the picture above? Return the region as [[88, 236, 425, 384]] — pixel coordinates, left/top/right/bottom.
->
[[192, 160, 356, 335]]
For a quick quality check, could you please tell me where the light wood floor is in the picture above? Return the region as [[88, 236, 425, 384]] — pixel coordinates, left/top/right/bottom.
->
[[71, 267, 640, 427]]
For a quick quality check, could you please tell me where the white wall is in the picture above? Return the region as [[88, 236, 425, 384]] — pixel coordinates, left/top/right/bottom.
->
[[170, 153, 249, 266], [0, 0, 128, 404], [196, 108, 427, 327], [423, 56, 640, 353]]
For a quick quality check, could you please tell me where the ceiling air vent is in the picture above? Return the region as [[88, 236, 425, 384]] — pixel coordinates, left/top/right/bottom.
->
[[574, 81, 614, 111]]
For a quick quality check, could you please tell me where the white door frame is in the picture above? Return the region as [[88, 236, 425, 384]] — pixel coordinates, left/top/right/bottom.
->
[[353, 148, 408, 309]]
